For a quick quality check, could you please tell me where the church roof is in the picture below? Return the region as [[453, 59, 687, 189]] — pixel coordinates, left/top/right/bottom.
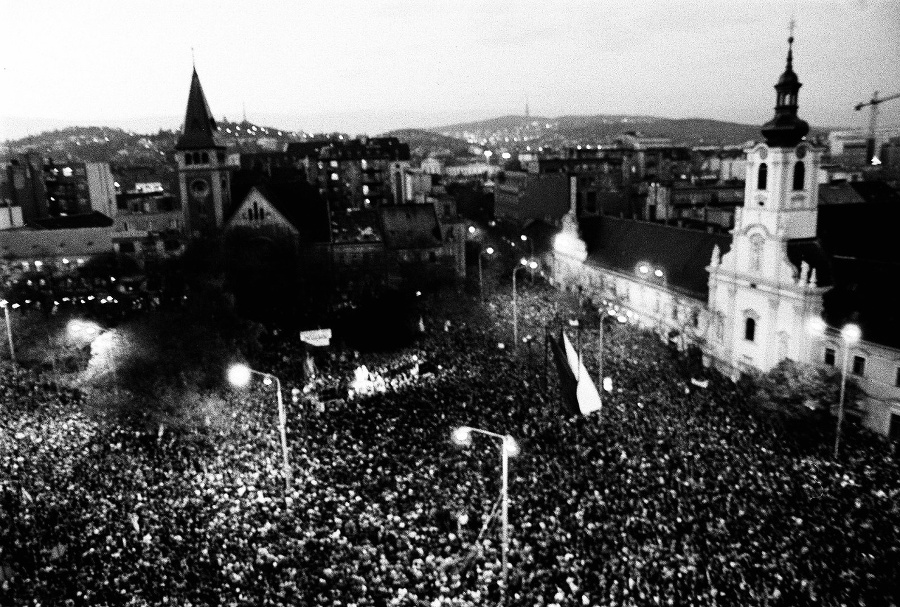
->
[[761, 36, 809, 148], [175, 69, 224, 151], [579, 216, 731, 300], [228, 180, 331, 243], [379, 204, 443, 250]]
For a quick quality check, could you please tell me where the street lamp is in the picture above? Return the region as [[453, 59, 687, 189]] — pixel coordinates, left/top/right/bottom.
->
[[0, 300, 14, 365], [228, 363, 293, 501], [452, 426, 519, 604], [0, 299, 16, 365], [513, 258, 538, 352], [478, 247, 494, 300], [834, 323, 862, 459]]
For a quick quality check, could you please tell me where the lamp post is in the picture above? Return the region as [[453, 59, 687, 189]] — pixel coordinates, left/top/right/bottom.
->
[[834, 323, 862, 460], [513, 259, 538, 352], [452, 426, 519, 605], [478, 247, 494, 301], [228, 364, 292, 500], [1, 300, 14, 365]]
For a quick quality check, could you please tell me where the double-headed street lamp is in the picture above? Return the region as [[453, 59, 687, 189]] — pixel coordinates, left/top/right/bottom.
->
[[228, 364, 292, 501], [478, 247, 495, 300], [452, 426, 519, 605], [513, 258, 538, 352]]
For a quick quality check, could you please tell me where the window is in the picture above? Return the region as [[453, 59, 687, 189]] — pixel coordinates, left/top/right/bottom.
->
[[119, 241, 135, 253], [757, 163, 768, 190], [852, 356, 866, 376], [824, 347, 836, 366], [745, 317, 756, 342], [749, 234, 764, 271], [792, 162, 805, 191], [895, 367, 900, 387], [184, 153, 192, 165], [201, 152, 209, 163]]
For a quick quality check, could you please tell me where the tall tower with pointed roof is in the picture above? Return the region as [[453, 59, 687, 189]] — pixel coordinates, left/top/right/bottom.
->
[[175, 68, 231, 237], [707, 33, 829, 375]]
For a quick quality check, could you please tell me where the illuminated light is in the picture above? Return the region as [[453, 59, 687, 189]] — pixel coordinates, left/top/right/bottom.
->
[[62, 258, 69, 264], [416, 291, 422, 297], [262, 376, 273, 386], [520, 258, 528, 265], [452, 427, 472, 446], [87, 296, 95, 301], [62, 297, 70, 302], [35, 261, 43, 267], [468, 226, 476, 234], [553, 233, 587, 263], [228, 364, 252, 387], [458, 513, 469, 525], [485, 247, 494, 255], [529, 261, 538, 269], [520, 235, 527, 241], [503, 435, 520, 457], [841, 323, 862, 344], [110, 277, 116, 281], [654, 269, 664, 278], [0, 300, 6, 308], [806, 316, 827, 337], [21, 262, 29, 269], [77, 258, 84, 264], [618, 315, 627, 323], [501, 152, 512, 160], [639, 265, 649, 274], [11, 303, 20, 309]]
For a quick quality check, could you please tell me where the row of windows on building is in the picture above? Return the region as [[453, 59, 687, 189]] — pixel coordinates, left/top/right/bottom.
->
[[756, 162, 805, 191], [184, 152, 226, 166]]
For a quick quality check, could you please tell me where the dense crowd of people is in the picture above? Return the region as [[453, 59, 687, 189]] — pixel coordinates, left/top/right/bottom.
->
[[2, 277, 899, 606]]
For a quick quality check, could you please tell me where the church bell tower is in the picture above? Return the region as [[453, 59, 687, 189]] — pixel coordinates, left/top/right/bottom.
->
[[175, 68, 230, 237], [707, 31, 828, 375]]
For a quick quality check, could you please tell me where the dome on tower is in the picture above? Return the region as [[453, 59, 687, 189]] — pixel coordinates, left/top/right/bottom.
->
[[761, 36, 808, 148]]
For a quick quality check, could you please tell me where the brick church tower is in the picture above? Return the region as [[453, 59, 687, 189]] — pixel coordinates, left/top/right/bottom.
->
[[175, 68, 231, 237]]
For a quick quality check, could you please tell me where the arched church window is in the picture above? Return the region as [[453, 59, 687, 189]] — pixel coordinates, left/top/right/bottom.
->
[[792, 162, 805, 191], [757, 163, 768, 191], [184, 153, 192, 165], [201, 152, 209, 164], [745, 317, 756, 342], [192, 152, 201, 164]]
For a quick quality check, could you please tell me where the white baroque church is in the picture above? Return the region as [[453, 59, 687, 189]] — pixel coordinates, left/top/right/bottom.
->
[[552, 37, 900, 439]]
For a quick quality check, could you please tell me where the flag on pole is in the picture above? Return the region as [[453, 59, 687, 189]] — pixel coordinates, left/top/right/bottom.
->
[[549, 334, 579, 416], [562, 331, 603, 415]]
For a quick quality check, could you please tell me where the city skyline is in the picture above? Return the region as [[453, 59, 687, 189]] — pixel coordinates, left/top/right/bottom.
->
[[2, 0, 899, 140]]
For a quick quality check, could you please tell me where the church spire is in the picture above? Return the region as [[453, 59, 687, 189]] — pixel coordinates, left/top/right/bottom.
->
[[761, 24, 809, 147], [175, 68, 223, 151]]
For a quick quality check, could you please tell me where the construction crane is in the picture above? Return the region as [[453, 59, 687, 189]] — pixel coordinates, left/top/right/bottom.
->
[[855, 91, 900, 164]]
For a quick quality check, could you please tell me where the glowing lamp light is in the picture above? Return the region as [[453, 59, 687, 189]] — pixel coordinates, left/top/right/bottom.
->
[[468, 226, 476, 234], [639, 265, 649, 274], [227, 364, 252, 387], [485, 247, 494, 255], [520, 258, 528, 266], [654, 269, 664, 278], [529, 261, 538, 269], [457, 513, 469, 525], [503, 435, 520, 457], [416, 291, 422, 297], [520, 235, 527, 241], [841, 323, 862, 344], [501, 152, 512, 160], [617, 315, 627, 323], [806, 317, 827, 337], [452, 427, 472, 446]]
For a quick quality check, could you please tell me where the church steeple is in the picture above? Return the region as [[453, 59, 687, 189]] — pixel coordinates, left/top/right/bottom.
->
[[175, 68, 224, 151], [761, 30, 809, 147]]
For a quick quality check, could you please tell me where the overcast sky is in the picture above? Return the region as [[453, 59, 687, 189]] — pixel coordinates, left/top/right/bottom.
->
[[2, 0, 898, 139]]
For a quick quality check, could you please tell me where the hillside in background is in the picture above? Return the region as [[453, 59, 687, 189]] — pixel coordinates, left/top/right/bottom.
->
[[3, 113, 833, 168], [380, 128, 474, 159], [435, 114, 829, 148], [1, 120, 312, 167]]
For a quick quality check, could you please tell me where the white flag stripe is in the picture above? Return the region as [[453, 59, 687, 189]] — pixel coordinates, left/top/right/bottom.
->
[[562, 332, 603, 415]]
